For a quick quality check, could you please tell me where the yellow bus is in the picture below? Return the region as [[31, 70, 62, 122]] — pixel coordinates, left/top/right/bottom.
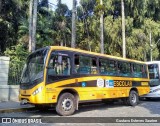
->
[[19, 46, 150, 116]]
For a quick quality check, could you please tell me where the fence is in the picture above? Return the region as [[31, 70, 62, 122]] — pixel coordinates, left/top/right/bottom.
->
[[8, 60, 25, 85]]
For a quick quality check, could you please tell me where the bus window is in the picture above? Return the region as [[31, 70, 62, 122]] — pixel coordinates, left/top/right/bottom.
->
[[107, 60, 117, 75], [91, 57, 97, 74], [142, 65, 148, 78], [74, 54, 80, 73], [117, 62, 131, 77], [47, 54, 71, 76], [99, 59, 117, 76], [99, 59, 108, 75], [74, 54, 97, 74], [148, 64, 159, 79], [133, 64, 143, 77]]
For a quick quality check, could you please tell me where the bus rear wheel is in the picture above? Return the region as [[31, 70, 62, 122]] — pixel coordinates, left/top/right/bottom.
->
[[124, 90, 139, 106], [56, 93, 76, 116]]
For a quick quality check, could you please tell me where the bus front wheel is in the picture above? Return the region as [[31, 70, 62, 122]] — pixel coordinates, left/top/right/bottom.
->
[[56, 93, 76, 116], [124, 90, 139, 106]]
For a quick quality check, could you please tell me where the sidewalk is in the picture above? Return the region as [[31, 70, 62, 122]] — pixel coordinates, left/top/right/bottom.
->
[[0, 101, 35, 113]]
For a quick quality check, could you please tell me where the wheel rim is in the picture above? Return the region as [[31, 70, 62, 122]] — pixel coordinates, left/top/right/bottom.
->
[[62, 98, 73, 111], [131, 93, 137, 103]]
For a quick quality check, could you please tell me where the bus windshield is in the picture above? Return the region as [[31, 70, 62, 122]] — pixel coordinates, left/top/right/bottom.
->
[[148, 64, 159, 79], [21, 48, 48, 84]]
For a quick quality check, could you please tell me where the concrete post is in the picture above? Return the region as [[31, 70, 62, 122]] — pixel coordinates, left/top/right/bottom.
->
[[0, 56, 10, 101]]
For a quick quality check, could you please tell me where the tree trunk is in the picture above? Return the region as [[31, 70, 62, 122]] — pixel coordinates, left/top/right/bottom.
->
[[0, 0, 2, 13], [71, 0, 76, 48], [29, 0, 33, 52], [121, 0, 126, 58], [100, 0, 104, 54], [32, 0, 38, 52]]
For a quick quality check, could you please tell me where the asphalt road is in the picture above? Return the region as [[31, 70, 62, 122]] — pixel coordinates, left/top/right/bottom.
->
[[1, 99, 160, 126]]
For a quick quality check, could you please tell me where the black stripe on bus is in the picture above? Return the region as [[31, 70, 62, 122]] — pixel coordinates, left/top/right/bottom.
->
[[57, 80, 148, 88], [46, 74, 148, 84]]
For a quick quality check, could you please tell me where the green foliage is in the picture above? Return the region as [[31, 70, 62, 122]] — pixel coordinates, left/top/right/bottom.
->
[[4, 43, 29, 85], [1, 0, 160, 62], [4, 43, 29, 62]]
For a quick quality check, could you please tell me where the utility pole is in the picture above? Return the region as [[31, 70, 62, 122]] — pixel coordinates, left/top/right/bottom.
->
[[121, 0, 126, 58], [100, 0, 104, 54], [71, 0, 76, 48]]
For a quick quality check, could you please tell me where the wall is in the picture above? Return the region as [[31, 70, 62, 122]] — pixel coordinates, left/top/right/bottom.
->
[[0, 57, 19, 101], [0, 56, 10, 85], [0, 85, 19, 101]]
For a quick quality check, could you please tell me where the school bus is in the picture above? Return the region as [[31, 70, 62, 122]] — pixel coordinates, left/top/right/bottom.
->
[[19, 46, 150, 116]]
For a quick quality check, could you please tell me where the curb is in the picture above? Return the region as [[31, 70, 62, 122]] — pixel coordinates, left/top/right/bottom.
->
[[0, 107, 35, 113]]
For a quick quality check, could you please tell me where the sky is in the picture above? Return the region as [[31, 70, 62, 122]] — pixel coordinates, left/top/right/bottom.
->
[[49, 0, 80, 10]]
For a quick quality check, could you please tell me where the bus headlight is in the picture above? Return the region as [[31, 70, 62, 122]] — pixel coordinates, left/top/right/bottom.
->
[[32, 86, 43, 96]]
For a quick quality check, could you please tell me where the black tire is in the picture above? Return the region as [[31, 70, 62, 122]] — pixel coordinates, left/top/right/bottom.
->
[[124, 90, 139, 106], [56, 93, 76, 116]]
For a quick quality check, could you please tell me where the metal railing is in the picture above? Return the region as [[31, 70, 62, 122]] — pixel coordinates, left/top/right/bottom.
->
[[8, 61, 25, 85]]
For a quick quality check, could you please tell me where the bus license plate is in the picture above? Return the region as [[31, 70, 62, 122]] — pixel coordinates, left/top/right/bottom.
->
[[21, 99, 28, 105]]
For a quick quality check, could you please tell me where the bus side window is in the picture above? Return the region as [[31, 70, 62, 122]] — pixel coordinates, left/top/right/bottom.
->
[[79, 56, 91, 74], [99, 59, 108, 75], [117, 62, 131, 77], [47, 55, 57, 75], [117, 62, 123, 76], [91, 57, 97, 74], [133, 64, 142, 78], [62, 56, 71, 75], [142, 65, 147, 78], [48, 55, 71, 76], [99, 59, 117, 76], [75, 54, 91, 74], [107, 60, 117, 76], [74, 55, 97, 74], [74, 54, 80, 73]]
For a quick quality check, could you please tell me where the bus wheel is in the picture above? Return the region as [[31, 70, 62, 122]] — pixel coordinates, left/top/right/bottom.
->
[[56, 93, 76, 116], [125, 90, 139, 106]]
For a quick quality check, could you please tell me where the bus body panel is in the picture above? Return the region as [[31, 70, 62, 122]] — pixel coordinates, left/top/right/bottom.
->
[[19, 77, 150, 104], [19, 82, 46, 104]]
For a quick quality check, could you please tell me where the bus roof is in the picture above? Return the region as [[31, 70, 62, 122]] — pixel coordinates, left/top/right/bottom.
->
[[50, 46, 146, 64], [146, 61, 160, 64]]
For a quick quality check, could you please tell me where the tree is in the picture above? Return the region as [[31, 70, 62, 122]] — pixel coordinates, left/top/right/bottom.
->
[[29, 0, 38, 52], [121, 0, 126, 58], [0, 0, 29, 54], [71, 0, 76, 48], [100, 0, 104, 54]]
